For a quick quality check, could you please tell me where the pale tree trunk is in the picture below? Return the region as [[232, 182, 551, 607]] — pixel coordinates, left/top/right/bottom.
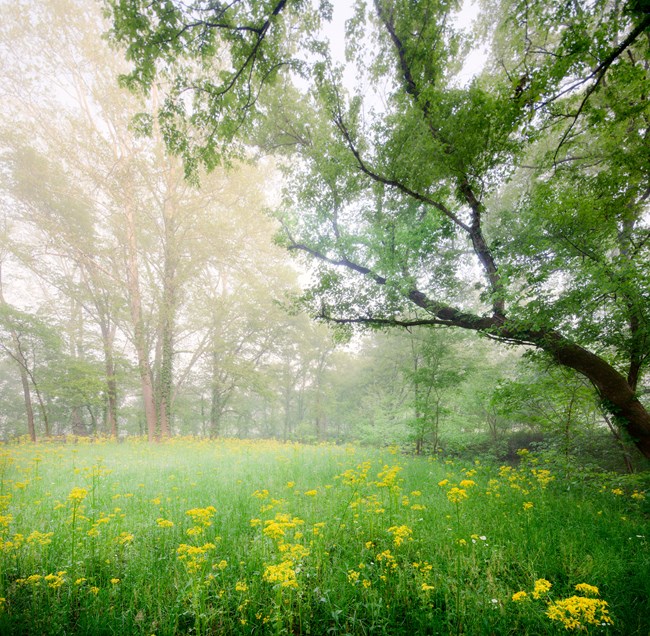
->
[[19, 363, 36, 442], [156, 181, 179, 439], [0, 264, 36, 441], [124, 198, 158, 442], [100, 320, 118, 437]]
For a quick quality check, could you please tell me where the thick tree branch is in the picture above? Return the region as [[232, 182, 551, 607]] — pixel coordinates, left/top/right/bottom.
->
[[330, 108, 468, 230], [373, 0, 506, 319], [287, 229, 650, 457]]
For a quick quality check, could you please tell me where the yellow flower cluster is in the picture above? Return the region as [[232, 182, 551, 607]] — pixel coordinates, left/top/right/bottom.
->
[[26, 530, 53, 546], [513, 578, 613, 631], [86, 511, 118, 538], [574, 583, 599, 596], [350, 494, 385, 515], [531, 469, 554, 488], [533, 578, 552, 599], [376, 549, 398, 571], [447, 487, 468, 504], [17, 571, 66, 589], [185, 506, 216, 536], [336, 461, 371, 486], [262, 513, 304, 540], [546, 595, 613, 630], [45, 571, 66, 589], [375, 465, 402, 490], [387, 524, 413, 547], [115, 531, 134, 545], [68, 487, 88, 502], [278, 542, 310, 560], [176, 542, 216, 574], [262, 559, 298, 588]]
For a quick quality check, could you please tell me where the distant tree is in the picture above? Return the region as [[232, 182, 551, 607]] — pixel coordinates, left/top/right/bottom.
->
[[404, 329, 465, 454], [0, 301, 62, 439]]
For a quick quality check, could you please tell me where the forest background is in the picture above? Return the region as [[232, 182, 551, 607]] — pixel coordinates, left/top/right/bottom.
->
[[0, 0, 649, 473]]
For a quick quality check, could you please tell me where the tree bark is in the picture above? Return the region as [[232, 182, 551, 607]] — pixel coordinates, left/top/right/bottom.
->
[[100, 320, 119, 438], [124, 197, 158, 442], [17, 350, 36, 442]]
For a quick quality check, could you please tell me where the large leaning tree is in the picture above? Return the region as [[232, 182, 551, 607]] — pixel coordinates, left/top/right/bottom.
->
[[106, 0, 650, 457]]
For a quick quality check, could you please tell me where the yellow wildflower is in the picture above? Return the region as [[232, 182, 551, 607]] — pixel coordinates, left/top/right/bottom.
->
[[512, 591, 528, 602], [116, 532, 134, 545], [533, 578, 552, 599], [347, 570, 360, 584], [185, 506, 216, 527], [263, 560, 298, 588], [387, 524, 413, 547], [26, 530, 53, 546], [546, 596, 613, 630], [156, 518, 174, 528], [375, 465, 402, 489], [447, 487, 468, 504], [44, 571, 66, 589], [531, 469, 554, 488], [68, 487, 88, 502], [574, 583, 599, 596]]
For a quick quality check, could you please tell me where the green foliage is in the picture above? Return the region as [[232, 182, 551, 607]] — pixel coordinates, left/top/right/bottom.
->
[[41, 358, 106, 411]]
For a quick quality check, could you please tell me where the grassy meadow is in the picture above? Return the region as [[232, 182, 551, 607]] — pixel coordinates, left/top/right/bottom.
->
[[0, 438, 648, 635]]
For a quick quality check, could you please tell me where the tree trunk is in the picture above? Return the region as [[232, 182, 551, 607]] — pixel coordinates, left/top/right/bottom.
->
[[536, 334, 650, 457], [71, 407, 87, 436], [403, 287, 650, 458], [18, 360, 36, 442], [124, 198, 157, 442], [99, 320, 118, 438], [0, 266, 37, 441]]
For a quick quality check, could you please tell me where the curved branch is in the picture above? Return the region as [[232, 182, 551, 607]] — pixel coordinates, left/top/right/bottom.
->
[[553, 13, 650, 164]]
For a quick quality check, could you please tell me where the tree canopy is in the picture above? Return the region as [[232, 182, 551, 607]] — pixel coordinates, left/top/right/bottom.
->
[[103, 0, 649, 457]]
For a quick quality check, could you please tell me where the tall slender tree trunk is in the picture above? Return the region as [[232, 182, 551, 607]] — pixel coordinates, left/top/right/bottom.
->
[[100, 320, 119, 438], [0, 265, 36, 441], [157, 211, 177, 439], [17, 352, 36, 442], [124, 199, 157, 442]]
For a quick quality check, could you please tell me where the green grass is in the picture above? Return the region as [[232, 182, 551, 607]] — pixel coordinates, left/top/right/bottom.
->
[[0, 438, 648, 635]]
